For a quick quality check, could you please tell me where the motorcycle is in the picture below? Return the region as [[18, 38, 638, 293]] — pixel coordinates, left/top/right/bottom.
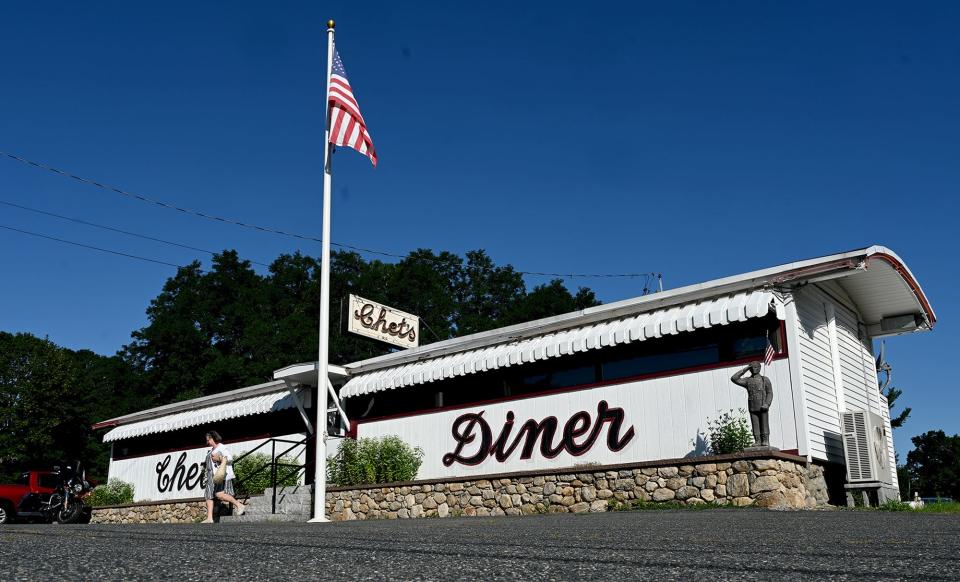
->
[[18, 461, 93, 524]]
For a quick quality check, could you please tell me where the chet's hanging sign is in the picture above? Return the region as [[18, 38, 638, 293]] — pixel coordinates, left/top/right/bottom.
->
[[347, 294, 419, 349]]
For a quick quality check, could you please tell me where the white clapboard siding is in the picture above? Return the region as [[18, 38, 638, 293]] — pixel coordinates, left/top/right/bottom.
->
[[794, 287, 844, 462], [357, 360, 798, 481], [878, 393, 900, 494], [834, 303, 879, 415], [816, 280, 883, 416]]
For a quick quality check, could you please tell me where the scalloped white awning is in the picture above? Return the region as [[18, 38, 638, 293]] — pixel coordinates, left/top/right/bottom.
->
[[102, 389, 308, 443], [340, 289, 784, 399]]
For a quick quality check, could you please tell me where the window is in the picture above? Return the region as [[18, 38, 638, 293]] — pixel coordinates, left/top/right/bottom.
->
[[604, 344, 720, 381], [509, 363, 597, 394], [38, 474, 59, 489], [731, 335, 768, 360]]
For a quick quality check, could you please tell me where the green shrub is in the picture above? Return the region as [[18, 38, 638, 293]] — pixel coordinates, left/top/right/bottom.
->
[[88, 479, 135, 506], [707, 409, 755, 454], [327, 436, 423, 486], [234, 452, 302, 495]]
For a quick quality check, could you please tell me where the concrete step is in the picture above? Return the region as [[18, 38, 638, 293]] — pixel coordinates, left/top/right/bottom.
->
[[226, 486, 314, 521], [262, 485, 312, 497], [241, 503, 310, 516], [247, 495, 311, 511]]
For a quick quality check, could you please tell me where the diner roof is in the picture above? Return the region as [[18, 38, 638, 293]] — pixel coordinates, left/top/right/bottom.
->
[[93, 379, 302, 433], [340, 289, 784, 399], [100, 386, 311, 443], [321, 245, 933, 398]]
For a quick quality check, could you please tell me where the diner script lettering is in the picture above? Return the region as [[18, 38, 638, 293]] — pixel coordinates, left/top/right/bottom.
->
[[442, 400, 635, 466], [155, 452, 205, 493], [354, 303, 416, 343]]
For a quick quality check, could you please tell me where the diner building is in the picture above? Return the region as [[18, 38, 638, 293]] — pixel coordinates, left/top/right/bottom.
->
[[96, 245, 935, 506]]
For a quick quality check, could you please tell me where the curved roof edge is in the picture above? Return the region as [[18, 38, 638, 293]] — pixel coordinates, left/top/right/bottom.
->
[[867, 247, 937, 325]]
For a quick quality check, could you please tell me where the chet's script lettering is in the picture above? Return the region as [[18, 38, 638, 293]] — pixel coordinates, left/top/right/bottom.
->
[[354, 303, 416, 342], [442, 400, 635, 466], [155, 452, 205, 493]]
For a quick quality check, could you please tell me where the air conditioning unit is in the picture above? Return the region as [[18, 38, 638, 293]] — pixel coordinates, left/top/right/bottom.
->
[[841, 410, 892, 485]]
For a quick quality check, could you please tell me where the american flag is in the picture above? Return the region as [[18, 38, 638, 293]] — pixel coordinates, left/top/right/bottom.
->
[[329, 49, 377, 166], [763, 337, 776, 367]]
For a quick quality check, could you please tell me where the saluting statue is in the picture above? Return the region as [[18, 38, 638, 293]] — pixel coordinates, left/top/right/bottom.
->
[[731, 362, 774, 447]]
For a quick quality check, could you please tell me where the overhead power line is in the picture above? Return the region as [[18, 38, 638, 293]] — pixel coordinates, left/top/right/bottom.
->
[[0, 150, 320, 241], [0, 150, 661, 281], [0, 223, 184, 269], [0, 199, 272, 268], [1, 223, 669, 302]]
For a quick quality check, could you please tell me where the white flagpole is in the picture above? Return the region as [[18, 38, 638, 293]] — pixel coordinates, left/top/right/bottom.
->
[[310, 18, 336, 523]]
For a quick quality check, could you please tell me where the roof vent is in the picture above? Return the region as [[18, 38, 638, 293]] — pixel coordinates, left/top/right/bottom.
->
[[880, 314, 921, 333]]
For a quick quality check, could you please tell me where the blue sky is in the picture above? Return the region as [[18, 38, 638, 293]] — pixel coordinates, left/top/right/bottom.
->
[[1, 1, 957, 455]]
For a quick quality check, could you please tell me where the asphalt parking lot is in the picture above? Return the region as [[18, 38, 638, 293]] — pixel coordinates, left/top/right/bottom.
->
[[2, 509, 958, 581]]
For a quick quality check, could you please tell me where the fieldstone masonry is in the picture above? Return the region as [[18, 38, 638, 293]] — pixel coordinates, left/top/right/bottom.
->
[[88, 453, 829, 524], [90, 499, 207, 524], [325, 452, 829, 521]]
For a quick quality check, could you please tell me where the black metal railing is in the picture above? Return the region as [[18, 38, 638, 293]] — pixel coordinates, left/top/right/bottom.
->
[[232, 436, 308, 515]]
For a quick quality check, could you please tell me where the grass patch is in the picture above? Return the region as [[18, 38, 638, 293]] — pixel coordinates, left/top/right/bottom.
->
[[850, 500, 960, 514], [918, 501, 960, 514]]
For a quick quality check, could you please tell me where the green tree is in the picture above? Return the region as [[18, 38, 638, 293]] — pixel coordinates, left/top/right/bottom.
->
[[261, 252, 321, 370], [503, 279, 602, 325], [123, 248, 601, 403], [124, 251, 276, 402], [884, 384, 911, 429], [124, 262, 213, 403], [0, 333, 77, 472], [385, 249, 461, 342], [876, 344, 910, 429], [68, 348, 147, 478], [328, 252, 405, 364], [905, 430, 960, 499], [454, 250, 527, 336], [0, 332, 140, 482]]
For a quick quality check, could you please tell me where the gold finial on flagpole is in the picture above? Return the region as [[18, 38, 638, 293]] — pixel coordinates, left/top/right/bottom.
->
[[327, 19, 335, 30]]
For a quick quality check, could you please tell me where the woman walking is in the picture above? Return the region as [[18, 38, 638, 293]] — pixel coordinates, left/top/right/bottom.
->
[[202, 430, 246, 523]]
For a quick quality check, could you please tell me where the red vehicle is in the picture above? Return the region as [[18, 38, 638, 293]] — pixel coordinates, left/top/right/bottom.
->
[[0, 470, 59, 524]]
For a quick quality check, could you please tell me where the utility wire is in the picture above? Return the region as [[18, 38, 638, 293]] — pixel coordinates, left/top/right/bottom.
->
[[0, 150, 322, 242], [0, 224, 184, 269], [0, 222, 665, 302], [0, 150, 661, 280], [0, 199, 272, 268]]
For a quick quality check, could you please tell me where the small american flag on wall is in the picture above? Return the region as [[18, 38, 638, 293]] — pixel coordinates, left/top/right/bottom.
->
[[764, 337, 776, 366], [329, 49, 377, 166]]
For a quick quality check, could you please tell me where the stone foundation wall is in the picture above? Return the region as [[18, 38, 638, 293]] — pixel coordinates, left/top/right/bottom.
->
[[325, 452, 829, 521], [90, 499, 207, 524]]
